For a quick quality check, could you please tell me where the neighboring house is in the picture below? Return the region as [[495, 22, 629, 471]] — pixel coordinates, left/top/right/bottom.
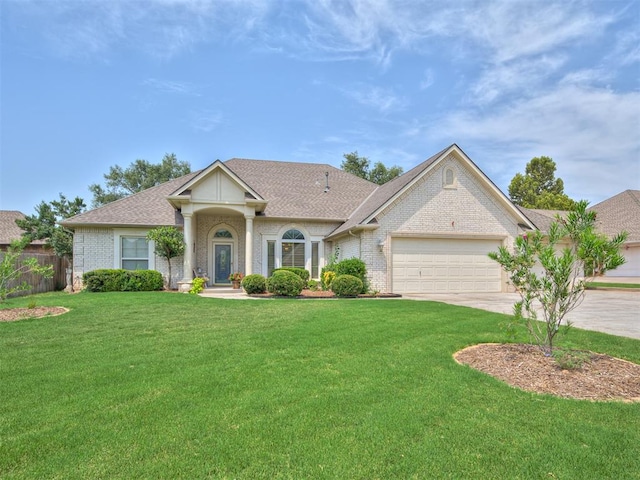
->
[[519, 190, 639, 278], [62, 144, 537, 293], [589, 190, 640, 277], [0, 211, 48, 252]]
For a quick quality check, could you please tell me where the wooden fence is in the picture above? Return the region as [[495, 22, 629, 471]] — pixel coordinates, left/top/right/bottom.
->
[[1, 252, 69, 298]]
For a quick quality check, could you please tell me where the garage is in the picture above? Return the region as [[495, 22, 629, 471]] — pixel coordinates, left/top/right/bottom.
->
[[392, 237, 503, 294]]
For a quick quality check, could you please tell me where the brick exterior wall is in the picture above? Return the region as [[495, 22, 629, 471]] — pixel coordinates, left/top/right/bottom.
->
[[339, 154, 521, 292]]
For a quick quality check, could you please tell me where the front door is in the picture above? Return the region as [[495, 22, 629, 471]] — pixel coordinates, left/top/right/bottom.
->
[[214, 243, 232, 285]]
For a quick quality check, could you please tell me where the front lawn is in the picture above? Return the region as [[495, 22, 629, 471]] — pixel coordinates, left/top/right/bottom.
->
[[1, 292, 639, 479]]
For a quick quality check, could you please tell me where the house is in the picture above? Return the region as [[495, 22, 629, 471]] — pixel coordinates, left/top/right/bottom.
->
[[588, 190, 640, 277], [62, 144, 538, 293], [0, 211, 48, 253]]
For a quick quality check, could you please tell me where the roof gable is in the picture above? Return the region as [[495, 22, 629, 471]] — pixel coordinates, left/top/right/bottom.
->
[[328, 144, 534, 238]]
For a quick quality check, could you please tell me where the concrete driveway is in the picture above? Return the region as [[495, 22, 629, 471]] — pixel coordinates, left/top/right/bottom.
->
[[403, 290, 640, 340]]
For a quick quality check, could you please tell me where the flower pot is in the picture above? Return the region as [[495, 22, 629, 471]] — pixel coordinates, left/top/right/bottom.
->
[[232, 281, 241, 289]]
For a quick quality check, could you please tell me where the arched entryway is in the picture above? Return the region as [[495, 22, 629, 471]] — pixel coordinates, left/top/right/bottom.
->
[[208, 225, 239, 285]]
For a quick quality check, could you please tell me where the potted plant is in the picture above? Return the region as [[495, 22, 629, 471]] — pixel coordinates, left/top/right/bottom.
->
[[229, 272, 244, 289]]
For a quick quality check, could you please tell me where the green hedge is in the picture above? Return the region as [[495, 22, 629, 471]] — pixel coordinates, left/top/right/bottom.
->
[[273, 267, 310, 282], [331, 274, 364, 297], [266, 270, 304, 297], [83, 269, 164, 292], [334, 258, 368, 293], [242, 274, 267, 294]]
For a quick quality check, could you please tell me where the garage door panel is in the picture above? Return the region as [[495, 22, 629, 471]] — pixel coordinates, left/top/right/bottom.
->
[[392, 238, 502, 294]]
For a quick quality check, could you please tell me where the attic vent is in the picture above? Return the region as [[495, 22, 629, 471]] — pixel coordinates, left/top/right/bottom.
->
[[324, 172, 330, 193]]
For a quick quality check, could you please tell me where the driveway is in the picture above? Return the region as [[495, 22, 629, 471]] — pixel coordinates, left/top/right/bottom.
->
[[403, 290, 640, 340]]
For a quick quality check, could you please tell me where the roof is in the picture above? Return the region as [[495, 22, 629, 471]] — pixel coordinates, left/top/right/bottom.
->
[[223, 159, 376, 219], [62, 173, 197, 227], [62, 160, 377, 227], [0, 211, 46, 245], [517, 207, 568, 233], [588, 190, 640, 243]]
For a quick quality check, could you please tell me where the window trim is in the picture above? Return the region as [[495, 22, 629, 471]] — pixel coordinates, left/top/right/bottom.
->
[[113, 229, 155, 270], [262, 225, 325, 279]]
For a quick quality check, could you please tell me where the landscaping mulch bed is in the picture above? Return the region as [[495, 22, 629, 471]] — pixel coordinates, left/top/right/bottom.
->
[[0, 307, 69, 322], [455, 343, 640, 402], [249, 290, 401, 299]]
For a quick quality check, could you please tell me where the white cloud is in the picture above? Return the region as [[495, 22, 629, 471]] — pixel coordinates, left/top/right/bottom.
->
[[420, 69, 434, 90], [430, 85, 640, 202], [342, 84, 406, 113], [142, 78, 201, 95], [188, 109, 223, 132]]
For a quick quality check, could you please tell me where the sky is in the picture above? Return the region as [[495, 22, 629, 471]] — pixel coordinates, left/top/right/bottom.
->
[[1, 0, 639, 215]]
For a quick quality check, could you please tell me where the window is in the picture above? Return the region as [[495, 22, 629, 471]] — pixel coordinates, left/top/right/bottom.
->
[[267, 240, 275, 277], [444, 167, 455, 187], [214, 229, 233, 238], [121, 237, 149, 270], [281, 229, 305, 269], [311, 242, 319, 279]]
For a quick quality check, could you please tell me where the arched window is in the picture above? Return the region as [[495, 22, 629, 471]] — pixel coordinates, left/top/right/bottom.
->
[[214, 229, 233, 238], [443, 167, 456, 187], [282, 229, 305, 269]]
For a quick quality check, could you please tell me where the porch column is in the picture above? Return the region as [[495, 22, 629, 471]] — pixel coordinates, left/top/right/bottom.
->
[[182, 212, 194, 282], [245, 213, 254, 275]]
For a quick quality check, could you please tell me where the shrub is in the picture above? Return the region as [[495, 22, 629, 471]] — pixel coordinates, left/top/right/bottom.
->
[[266, 270, 304, 297], [307, 279, 319, 291], [334, 258, 368, 293], [273, 267, 310, 282], [189, 277, 206, 295], [83, 269, 163, 292], [331, 274, 363, 297], [321, 268, 336, 290], [242, 274, 267, 294]]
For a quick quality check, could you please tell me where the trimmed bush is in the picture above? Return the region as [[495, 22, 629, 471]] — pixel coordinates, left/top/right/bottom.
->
[[266, 270, 304, 297], [335, 258, 368, 293], [273, 267, 310, 282], [242, 274, 267, 294], [83, 269, 163, 292], [331, 274, 363, 297], [307, 279, 319, 291]]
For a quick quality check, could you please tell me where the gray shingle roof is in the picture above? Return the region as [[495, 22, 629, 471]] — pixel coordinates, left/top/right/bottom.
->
[[62, 173, 198, 227], [589, 190, 640, 242], [517, 207, 568, 233], [0, 211, 46, 245], [62, 160, 377, 227], [223, 159, 376, 219]]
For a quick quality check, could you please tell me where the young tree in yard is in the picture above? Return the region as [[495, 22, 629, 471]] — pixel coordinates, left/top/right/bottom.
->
[[508, 156, 576, 210], [0, 240, 54, 302], [489, 201, 627, 355], [89, 153, 190, 207], [147, 226, 185, 289], [341, 151, 403, 185], [16, 194, 86, 263]]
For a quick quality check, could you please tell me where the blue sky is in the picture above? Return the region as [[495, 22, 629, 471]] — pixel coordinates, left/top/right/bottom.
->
[[1, 0, 639, 214]]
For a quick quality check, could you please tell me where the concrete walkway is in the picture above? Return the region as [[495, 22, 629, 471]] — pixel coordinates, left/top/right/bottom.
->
[[200, 286, 640, 340]]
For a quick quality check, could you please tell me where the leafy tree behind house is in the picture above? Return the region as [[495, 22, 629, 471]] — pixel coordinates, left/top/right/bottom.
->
[[89, 153, 190, 207], [341, 151, 403, 185], [489, 200, 626, 355], [16, 194, 86, 264], [508, 156, 576, 210], [146, 226, 185, 289]]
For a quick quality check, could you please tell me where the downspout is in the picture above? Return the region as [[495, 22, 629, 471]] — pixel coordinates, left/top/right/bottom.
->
[[348, 229, 362, 257]]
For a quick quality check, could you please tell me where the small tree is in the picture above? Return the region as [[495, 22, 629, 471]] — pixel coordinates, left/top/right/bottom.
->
[[146, 227, 185, 289], [489, 201, 627, 355], [0, 240, 54, 302]]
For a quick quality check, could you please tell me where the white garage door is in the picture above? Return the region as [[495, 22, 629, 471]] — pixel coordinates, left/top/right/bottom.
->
[[392, 238, 502, 294]]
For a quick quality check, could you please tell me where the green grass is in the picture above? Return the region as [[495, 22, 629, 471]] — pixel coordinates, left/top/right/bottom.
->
[[1, 292, 639, 479], [587, 281, 640, 289]]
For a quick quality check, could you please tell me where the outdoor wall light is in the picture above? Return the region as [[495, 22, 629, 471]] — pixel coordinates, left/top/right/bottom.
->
[[378, 239, 386, 252]]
